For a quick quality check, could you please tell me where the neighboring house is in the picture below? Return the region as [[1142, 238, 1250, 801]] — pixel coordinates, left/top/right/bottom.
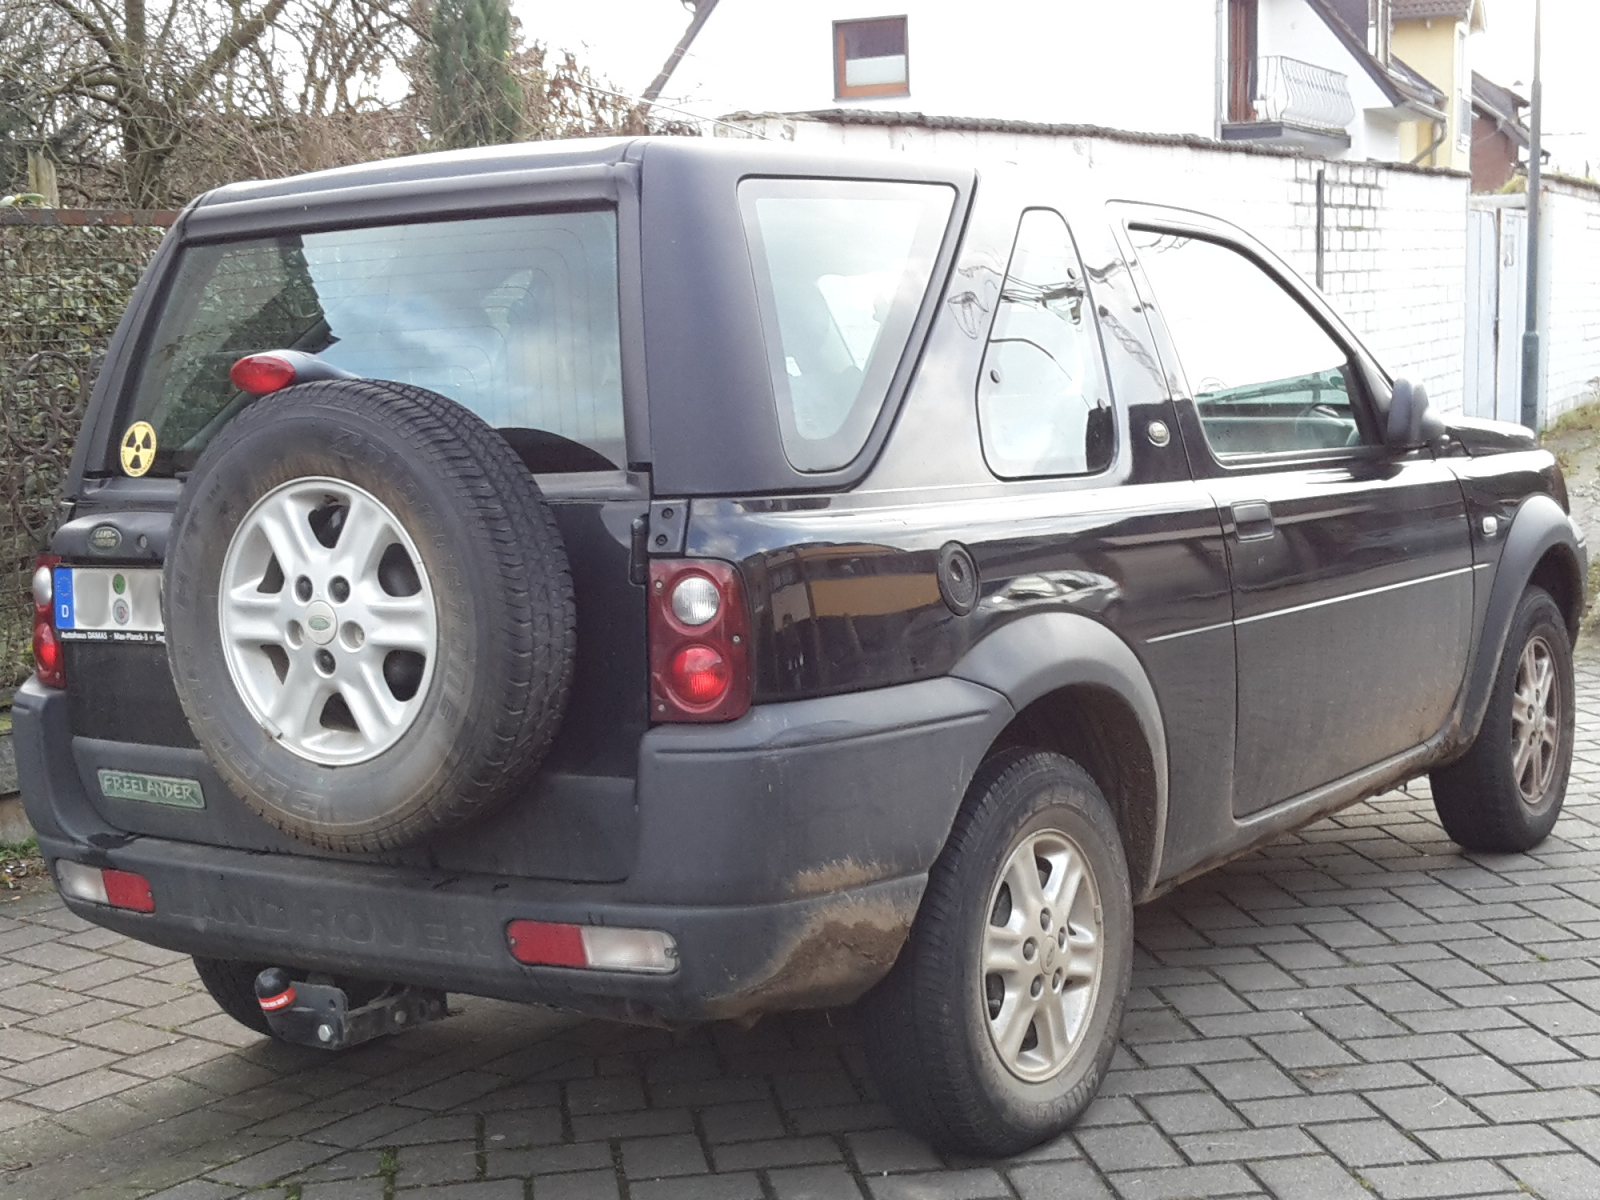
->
[[1471, 71, 1531, 192], [660, 0, 1452, 167], [664, 1, 1221, 139], [1390, 0, 1487, 168], [1221, 0, 1446, 160]]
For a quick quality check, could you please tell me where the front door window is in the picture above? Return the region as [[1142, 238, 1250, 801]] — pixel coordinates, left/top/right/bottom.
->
[[1132, 231, 1362, 457]]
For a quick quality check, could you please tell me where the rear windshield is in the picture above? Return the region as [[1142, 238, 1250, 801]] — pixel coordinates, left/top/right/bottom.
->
[[120, 210, 625, 477], [740, 179, 954, 472]]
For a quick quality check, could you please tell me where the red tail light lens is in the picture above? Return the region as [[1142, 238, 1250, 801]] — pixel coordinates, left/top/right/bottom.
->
[[649, 560, 751, 722], [230, 354, 297, 395], [669, 645, 730, 705], [31, 554, 64, 689]]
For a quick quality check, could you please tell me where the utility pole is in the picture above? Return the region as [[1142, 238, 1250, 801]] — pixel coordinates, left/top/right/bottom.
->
[[1521, 0, 1544, 431]]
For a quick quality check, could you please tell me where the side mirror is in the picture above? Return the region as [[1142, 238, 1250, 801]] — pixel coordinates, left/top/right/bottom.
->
[[1386, 378, 1446, 450]]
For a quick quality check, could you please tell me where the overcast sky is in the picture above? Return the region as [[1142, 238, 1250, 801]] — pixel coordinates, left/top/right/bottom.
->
[[510, 0, 1600, 177]]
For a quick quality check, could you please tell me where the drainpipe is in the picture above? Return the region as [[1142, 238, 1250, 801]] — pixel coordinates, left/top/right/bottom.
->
[[643, 0, 720, 105], [1521, 0, 1544, 431], [1410, 119, 1447, 166]]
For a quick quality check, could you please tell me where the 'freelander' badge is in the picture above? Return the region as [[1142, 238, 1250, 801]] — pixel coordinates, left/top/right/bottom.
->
[[120, 421, 157, 477]]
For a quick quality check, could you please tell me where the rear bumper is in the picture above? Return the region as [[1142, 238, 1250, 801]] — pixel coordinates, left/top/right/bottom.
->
[[16, 675, 1011, 1023]]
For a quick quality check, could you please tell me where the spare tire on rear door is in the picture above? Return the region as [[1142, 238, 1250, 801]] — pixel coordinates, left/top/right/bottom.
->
[[164, 379, 576, 853]]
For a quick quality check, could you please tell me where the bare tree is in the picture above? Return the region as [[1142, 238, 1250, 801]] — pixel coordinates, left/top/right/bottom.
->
[[37, 0, 303, 206]]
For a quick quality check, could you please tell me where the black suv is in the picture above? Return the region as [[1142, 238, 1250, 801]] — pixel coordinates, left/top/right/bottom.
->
[[15, 138, 1586, 1155]]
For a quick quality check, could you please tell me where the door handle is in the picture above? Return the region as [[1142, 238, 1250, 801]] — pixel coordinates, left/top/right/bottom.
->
[[1231, 500, 1275, 541]]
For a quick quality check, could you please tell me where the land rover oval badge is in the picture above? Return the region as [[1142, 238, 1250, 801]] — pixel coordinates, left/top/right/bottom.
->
[[89, 525, 122, 553], [120, 421, 157, 477]]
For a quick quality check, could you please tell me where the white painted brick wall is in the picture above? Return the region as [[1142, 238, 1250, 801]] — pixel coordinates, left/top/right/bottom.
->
[[1543, 181, 1600, 423], [732, 117, 1472, 412]]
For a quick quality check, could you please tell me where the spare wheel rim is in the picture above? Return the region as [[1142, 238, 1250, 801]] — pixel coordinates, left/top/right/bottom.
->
[[218, 476, 438, 767]]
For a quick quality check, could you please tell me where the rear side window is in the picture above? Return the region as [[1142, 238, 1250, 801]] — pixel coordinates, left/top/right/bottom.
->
[[122, 210, 624, 476], [740, 179, 954, 473], [978, 209, 1114, 478]]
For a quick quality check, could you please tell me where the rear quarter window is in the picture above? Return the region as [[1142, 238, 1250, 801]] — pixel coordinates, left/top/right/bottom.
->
[[739, 179, 954, 473], [120, 210, 625, 476]]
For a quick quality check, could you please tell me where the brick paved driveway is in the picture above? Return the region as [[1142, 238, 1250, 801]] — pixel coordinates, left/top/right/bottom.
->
[[5, 655, 1600, 1199]]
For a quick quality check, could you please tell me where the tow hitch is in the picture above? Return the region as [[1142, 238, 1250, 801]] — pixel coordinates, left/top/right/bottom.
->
[[253, 967, 449, 1050]]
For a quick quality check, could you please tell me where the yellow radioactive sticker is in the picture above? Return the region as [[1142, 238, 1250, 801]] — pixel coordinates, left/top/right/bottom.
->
[[120, 421, 157, 476]]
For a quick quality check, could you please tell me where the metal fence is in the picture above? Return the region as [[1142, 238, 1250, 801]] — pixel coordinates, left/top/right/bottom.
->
[[1, 210, 174, 687]]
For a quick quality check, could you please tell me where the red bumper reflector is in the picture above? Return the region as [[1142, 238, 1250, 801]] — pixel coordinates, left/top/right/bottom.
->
[[101, 869, 156, 913], [506, 920, 587, 967], [56, 860, 156, 912]]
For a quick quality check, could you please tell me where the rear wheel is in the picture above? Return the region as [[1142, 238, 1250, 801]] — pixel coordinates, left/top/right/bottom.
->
[[1431, 586, 1575, 852], [858, 749, 1132, 1157]]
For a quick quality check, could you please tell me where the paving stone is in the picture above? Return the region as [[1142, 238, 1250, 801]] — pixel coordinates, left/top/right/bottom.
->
[[1139, 1091, 1243, 1135], [207, 1138, 340, 1186], [1174, 1125, 1317, 1161], [300, 1182, 386, 1200], [628, 1175, 764, 1200], [701, 1099, 788, 1143], [396, 1183, 521, 1199], [1503, 1153, 1600, 1200], [1193, 1058, 1303, 1100], [846, 1128, 942, 1173], [712, 1135, 842, 1170], [1360, 1160, 1515, 1198], [1006, 1160, 1114, 1200], [767, 1163, 866, 1200], [486, 1141, 611, 1177], [1104, 1162, 1257, 1200], [390, 1138, 480, 1186], [1416, 1123, 1567, 1159], [531, 1170, 624, 1200], [620, 1133, 709, 1179], [865, 1170, 1010, 1200], [1307, 1119, 1432, 1167], [143, 1183, 248, 1200], [1246, 1154, 1372, 1200], [1253, 1030, 1357, 1069], [1076, 1123, 1182, 1171]]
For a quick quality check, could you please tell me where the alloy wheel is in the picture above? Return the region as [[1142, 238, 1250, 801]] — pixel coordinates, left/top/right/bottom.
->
[[981, 827, 1104, 1082], [1511, 634, 1560, 805], [218, 477, 437, 766]]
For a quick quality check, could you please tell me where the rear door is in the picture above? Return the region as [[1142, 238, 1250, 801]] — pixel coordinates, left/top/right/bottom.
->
[[56, 196, 650, 877], [1121, 209, 1474, 816]]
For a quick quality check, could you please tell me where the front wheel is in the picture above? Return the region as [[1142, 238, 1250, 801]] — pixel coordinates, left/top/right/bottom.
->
[[1430, 586, 1575, 852], [858, 749, 1133, 1157]]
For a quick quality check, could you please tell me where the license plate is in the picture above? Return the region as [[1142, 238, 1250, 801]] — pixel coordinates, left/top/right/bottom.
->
[[97, 768, 205, 808], [54, 567, 164, 645]]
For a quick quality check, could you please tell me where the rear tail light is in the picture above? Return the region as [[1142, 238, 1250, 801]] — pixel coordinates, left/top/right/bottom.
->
[[230, 353, 297, 395], [506, 920, 677, 973], [649, 560, 751, 722], [31, 554, 64, 689], [55, 861, 156, 913]]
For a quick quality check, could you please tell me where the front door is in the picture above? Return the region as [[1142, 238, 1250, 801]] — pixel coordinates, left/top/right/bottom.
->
[[1126, 218, 1474, 815]]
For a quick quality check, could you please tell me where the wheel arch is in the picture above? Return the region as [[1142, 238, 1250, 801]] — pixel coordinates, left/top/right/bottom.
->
[[1458, 494, 1587, 747], [949, 614, 1168, 901]]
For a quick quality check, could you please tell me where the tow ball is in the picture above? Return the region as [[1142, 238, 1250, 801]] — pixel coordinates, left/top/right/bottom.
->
[[253, 967, 449, 1050]]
